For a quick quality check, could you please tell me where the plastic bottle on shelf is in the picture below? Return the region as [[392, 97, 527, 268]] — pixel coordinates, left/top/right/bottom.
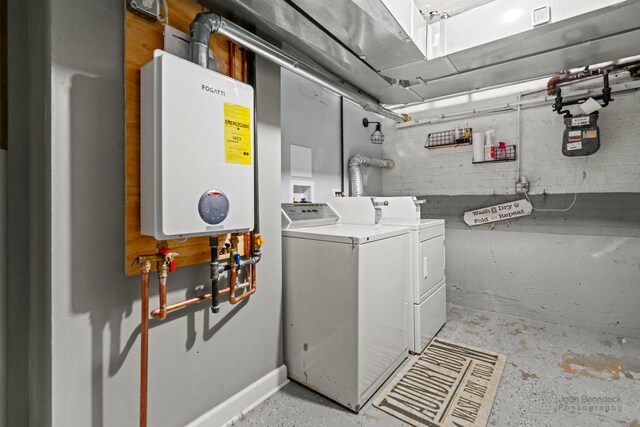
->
[[472, 131, 485, 162], [453, 127, 462, 144], [484, 130, 495, 161], [497, 142, 507, 160], [485, 129, 495, 146], [464, 125, 471, 144]]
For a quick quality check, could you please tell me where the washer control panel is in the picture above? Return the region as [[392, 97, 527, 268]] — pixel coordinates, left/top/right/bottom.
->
[[281, 203, 339, 229]]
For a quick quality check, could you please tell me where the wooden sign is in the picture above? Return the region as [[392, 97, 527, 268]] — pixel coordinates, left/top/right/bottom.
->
[[463, 199, 532, 227]]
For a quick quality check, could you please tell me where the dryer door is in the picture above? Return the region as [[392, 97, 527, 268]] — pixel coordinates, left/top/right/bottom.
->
[[419, 235, 445, 300]]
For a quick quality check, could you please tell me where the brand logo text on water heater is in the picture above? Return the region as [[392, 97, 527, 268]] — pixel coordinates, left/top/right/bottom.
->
[[202, 85, 226, 96]]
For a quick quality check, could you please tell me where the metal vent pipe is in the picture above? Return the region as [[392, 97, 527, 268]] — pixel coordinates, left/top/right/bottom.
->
[[189, 12, 405, 123], [349, 154, 394, 197]]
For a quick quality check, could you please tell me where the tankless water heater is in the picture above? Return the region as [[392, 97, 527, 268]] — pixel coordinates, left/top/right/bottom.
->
[[140, 50, 254, 239]]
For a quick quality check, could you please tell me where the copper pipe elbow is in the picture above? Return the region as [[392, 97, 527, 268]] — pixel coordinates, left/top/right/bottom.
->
[[229, 286, 256, 304], [151, 308, 167, 321], [547, 75, 561, 95]]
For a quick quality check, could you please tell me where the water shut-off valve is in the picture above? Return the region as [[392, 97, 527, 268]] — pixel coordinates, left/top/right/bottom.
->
[[132, 244, 179, 321], [211, 232, 263, 314]]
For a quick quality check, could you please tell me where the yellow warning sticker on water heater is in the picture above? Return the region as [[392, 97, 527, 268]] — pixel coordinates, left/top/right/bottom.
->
[[224, 103, 251, 165]]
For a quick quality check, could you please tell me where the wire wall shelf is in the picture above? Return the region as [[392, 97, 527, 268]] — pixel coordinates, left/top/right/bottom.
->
[[473, 145, 517, 164], [425, 127, 472, 149]]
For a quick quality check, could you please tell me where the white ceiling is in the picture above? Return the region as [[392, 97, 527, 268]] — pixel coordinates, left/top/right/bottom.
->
[[413, 0, 496, 18]]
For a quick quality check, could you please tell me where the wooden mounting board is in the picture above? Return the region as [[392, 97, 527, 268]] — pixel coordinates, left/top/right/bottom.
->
[[124, 0, 248, 275]]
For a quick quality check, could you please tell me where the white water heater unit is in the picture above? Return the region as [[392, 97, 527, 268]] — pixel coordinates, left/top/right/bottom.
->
[[140, 50, 254, 240]]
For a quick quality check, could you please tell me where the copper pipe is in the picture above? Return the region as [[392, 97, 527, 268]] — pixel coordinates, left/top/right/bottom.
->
[[252, 265, 256, 286], [228, 41, 236, 79], [154, 266, 168, 320], [230, 284, 256, 304], [152, 294, 211, 316], [229, 264, 256, 304], [140, 262, 151, 427], [229, 258, 238, 299], [546, 74, 563, 95], [149, 287, 233, 318], [244, 232, 251, 279], [241, 48, 247, 83], [545, 55, 640, 95], [228, 233, 240, 301], [251, 232, 257, 286], [229, 231, 256, 304], [148, 232, 259, 318]]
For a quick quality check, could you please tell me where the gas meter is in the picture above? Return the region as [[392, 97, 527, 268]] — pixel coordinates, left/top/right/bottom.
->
[[552, 71, 612, 157], [562, 113, 600, 157]]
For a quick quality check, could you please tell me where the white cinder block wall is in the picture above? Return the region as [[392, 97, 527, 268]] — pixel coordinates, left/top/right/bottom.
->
[[382, 79, 640, 338], [384, 88, 640, 196]]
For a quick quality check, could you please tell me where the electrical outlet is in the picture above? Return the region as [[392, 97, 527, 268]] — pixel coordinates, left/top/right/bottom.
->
[[127, 0, 160, 22], [515, 176, 530, 194]]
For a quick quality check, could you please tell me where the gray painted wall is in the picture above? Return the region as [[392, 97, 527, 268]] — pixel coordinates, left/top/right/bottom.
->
[[8, 1, 284, 426], [7, 0, 51, 424], [383, 79, 640, 338], [281, 70, 385, 203], [421, 194, 640, 338], [281, 69, 341, 203]]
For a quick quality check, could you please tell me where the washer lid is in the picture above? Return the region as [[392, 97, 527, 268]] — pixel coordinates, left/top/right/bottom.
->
[[380, 218, 444, 231], [282, 223, 408, 245], [374, 196, 421, 220]]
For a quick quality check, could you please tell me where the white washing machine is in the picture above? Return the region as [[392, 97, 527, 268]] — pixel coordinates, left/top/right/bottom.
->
[[281, 203, 409, 412], [374, 196, 446, 354]]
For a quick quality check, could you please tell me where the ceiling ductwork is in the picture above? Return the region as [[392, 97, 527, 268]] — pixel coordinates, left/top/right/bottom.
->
[[200, 0, 640, 106], [386, 0, 640, 101]]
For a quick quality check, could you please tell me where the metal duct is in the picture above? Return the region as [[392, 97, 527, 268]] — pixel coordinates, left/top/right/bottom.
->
[[348, 154, 394, 197], [189, 12, 405, 122]]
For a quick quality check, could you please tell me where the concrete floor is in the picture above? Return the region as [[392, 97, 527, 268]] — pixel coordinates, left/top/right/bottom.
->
[[239, 304, 640, 427]]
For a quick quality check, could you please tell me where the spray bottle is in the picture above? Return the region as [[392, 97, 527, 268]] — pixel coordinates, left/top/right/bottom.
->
[[484, 129, 495, 161]]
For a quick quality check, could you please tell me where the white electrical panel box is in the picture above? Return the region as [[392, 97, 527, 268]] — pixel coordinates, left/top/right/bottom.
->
[[140, 50, 254, 239]]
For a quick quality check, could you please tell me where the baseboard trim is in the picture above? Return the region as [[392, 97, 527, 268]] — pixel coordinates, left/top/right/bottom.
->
[[187, 365, 289, 427]]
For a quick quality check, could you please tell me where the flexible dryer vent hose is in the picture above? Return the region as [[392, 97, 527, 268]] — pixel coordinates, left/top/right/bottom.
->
[[348, 154, 394, 197]]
